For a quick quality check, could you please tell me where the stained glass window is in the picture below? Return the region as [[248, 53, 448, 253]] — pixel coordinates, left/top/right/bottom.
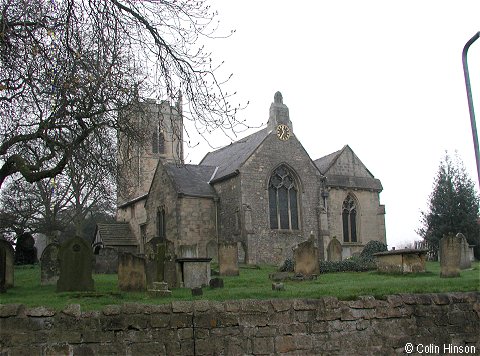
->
[[268, 165, 300, 230]]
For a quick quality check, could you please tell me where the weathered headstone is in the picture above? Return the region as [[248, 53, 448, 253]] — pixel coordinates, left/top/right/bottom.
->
[[327, 237, 342, 262], [147, 281, 172, 297], [293, 239, 319, 276], [94, 247, 118, 274], [14, 232, 37, 265], [176, 257, 211, 288], [0, 240, 14, 291], [144, 239, 165, 287], [164, 258, 178, 288], [57, 237, 95, 292], [218, 242, 239, 276], [457, 233, 472, 269], [439, 234, 461, 278], [118, 252, 146, 291], [468, 245, 475, 262], [40, 243, 60, 286]]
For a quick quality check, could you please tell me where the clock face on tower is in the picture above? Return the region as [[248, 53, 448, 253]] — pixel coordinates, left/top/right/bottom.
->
[[276, 124, 291, 141]]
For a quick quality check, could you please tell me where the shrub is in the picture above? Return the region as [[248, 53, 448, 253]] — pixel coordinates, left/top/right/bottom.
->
[[279, 258, 294, 272], [359, 241, 388, 262], [319, 241, 387, 274], [319, 256, 376, 273]]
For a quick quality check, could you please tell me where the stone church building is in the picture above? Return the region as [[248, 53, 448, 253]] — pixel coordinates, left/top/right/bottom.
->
[[97, 92, 386, 265]]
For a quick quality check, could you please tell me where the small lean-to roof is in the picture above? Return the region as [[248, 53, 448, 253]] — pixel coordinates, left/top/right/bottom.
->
[[164, 163, 218, 198], [199, 128, 269, 182], [95, 223, 137, 247]]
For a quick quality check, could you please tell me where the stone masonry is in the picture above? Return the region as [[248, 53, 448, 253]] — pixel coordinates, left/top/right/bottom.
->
[[1, 292, 479, 355]]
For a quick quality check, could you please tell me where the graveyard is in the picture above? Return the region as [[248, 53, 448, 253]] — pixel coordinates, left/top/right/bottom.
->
[[1, 260, 478, 311]]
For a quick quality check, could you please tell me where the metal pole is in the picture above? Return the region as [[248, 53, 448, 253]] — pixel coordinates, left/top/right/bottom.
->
[[462, 32, 480, 187]]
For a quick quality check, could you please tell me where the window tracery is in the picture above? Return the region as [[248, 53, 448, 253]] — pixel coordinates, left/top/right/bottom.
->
[[342, 195, 357, 242], [268, 165, 299, 230]]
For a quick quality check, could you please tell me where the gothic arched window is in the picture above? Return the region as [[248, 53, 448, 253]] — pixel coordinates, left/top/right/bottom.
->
[[342, 195, 357, 242], [152, 129, 165, 154], [268, 165, 299, 230]]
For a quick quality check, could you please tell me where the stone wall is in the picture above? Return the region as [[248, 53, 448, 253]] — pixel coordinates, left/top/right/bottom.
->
[[177, 197, 217, 257], [1, 292, 479, 355]]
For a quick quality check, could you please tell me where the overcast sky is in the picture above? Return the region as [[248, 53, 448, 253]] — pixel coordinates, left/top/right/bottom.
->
[[183, 0, 480, 249]]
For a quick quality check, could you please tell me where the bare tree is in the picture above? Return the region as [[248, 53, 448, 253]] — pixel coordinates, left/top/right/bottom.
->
[[63, 129, 117, 236], [0, 175, 71, 241], [0, 125, 117, 242], [0, 0, 244, 188]]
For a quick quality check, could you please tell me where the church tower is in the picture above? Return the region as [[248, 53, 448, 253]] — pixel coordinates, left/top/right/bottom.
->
[[117, 98, 183, 206]]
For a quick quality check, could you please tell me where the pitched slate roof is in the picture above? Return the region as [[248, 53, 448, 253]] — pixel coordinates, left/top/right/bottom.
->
[[199, 128, 270, 182], [164, 163, 217, 198], [313, 149, 342, 175], [95, 223, 137, 247]]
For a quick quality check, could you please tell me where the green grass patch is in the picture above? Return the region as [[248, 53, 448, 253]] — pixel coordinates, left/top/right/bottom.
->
[[1, 262, 478, 311]]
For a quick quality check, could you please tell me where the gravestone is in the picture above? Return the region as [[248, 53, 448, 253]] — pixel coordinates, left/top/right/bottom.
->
[[57, 237, 95, 292], [40, 243, 60, 286], [0, 240, 15, 290], [144, 238, 165, 287], [14, 232, 37, 265], [118, 252, 146, 291], [176, 257, 211, 288], [293, 238, 319, 276], [457, 233, 471, 269], [164, 258, 178, 288], [94, 247, 118, 274], [218, 242, 239, 276], [439, 234, 461, 278], [147, 281, 172, 297], [327, 237, 342, 262]]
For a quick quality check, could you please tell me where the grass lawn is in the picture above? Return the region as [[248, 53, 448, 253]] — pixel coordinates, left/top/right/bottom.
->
[[1, 262, 479, 311]]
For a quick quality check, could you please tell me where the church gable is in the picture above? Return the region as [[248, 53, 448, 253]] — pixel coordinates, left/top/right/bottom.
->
[[315, 145, 382, 192]]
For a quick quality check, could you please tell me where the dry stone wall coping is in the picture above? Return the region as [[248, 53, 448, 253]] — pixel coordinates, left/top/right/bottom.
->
[[0, 292, 479, 355]]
